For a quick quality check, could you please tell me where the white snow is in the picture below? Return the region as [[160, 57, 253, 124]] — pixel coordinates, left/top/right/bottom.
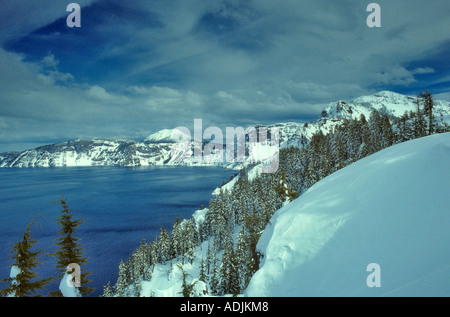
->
[[59, 272, 81, 297], [192, 208, 208, 225], [140, 263, 208, 297], [3, 266, 21, 297], [145, 128, 189, 143], [9, 265, 20, 279], [245, 132, 450, 297]]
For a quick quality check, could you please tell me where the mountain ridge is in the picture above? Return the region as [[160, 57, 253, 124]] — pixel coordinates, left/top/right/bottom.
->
[[1, 91, 449, 168]]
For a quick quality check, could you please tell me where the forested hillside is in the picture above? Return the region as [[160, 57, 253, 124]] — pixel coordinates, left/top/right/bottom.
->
[[103, 91, 449, 297]]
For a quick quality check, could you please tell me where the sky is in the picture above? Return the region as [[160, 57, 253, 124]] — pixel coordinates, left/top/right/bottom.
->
[[1, 0, 450, 152]]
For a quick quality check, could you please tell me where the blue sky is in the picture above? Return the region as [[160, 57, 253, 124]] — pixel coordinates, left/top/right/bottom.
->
[[1, 0, 450, 152]]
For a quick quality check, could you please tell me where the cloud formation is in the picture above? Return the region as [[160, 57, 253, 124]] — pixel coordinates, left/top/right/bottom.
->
[[1, 0, 450, 152]]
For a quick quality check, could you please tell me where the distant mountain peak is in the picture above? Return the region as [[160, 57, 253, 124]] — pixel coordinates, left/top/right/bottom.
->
[[144, 128, 189, 143]]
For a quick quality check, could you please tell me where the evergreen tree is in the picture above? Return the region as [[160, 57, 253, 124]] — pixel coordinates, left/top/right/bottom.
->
[[274, 170, 298, 205], [219, 238, 233, 295], [170, 217, 182, 259], [0, 220, 52, 297], [359, 119, 373, 158], [421, 90, 436, 135], [219, 241, 240, 296], [414, 96, 427, 138], [236, 228, 250, 289], [157, 227, 170, 263], [178, 264, 197, 297], [209, 239, 220, 295], [242, 212, 264, 280], [114, 260, 129, 297], [101, 281, 114, 297], [51, 196, 93, 297], [397, 112, 414, 142], [199, 257, 208, 283]]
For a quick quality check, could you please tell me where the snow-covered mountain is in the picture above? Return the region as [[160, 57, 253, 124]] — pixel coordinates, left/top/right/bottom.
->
[[0, 139, 174, 168], [144, 128, 189, 143], [1, 91, 449, 168], [245, 132, 450, 296]]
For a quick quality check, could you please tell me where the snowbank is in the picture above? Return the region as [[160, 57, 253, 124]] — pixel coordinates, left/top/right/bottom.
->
[[246, 133, 450, 297]]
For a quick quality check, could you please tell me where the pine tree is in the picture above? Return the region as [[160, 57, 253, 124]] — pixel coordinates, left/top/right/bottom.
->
[[0, 219, 52, 297], [157, 227, 170, 263], [397, 112, 414, 142], [219, 239, 241, 296], [229, 250, 241, 296], [359, 120, 373, 158], [236, 228, 250, 289], [274, 170, 298, 205], [414, 96, 427, 138], [50, 196, 93, 297], [101, 281, 114, 297], [170, 217, 182, 259], [177, 264, 197, 297], [421, 90, 436, 135], [209, 239, 220, 295], [199, 257, 208, 283], [114, 260, 129, 297], [219, 238, 233, 295], [242, 212, 264, 280]]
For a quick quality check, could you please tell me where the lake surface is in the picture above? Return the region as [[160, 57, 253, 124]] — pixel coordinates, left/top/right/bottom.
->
[[0, 166, 237, 296]]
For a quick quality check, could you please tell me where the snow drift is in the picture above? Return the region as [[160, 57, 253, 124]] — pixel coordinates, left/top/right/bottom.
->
[[245, 133, 450, 297]]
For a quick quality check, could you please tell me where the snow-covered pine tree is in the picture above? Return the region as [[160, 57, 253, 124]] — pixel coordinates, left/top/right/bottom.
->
[[236, 228, 250, 289], [209, 238, 220, 295], [170, 217, 182, 259], [135, 239, 152, 281], [218, 237, 234, 295], [241, 211, 265, 281], [397, 112, 414, 142], [359, 117, 373, 159], [274, 170, 297, 206], [184, 218, 198, 264], [177, 264, 197, 297], [51, 196, 92, 297], [414, 96, 427, 138], [101, 281, 114, 297], [157, 227, 170, 263], [114, 260, 130, 297], [330, 130, 348, 170], [421, 90, 436, 135], [199, 257, 207, 283], [0, 220, 52, 297]]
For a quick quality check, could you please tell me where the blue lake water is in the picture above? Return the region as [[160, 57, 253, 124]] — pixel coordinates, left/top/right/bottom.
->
[[0, 166, 237, 296]]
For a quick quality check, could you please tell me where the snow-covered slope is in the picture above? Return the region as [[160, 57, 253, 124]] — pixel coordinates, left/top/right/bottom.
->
[[322, 90, 450, 121], [144, 128, 190, 143], [245, 132, 450, 296]]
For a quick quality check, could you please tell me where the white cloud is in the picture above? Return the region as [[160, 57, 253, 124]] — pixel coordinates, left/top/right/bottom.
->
[[412, 67, 435, 75], [88, 85, 115, 101], [1, 0, 450, 151], [42, 53, 59, 69]]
